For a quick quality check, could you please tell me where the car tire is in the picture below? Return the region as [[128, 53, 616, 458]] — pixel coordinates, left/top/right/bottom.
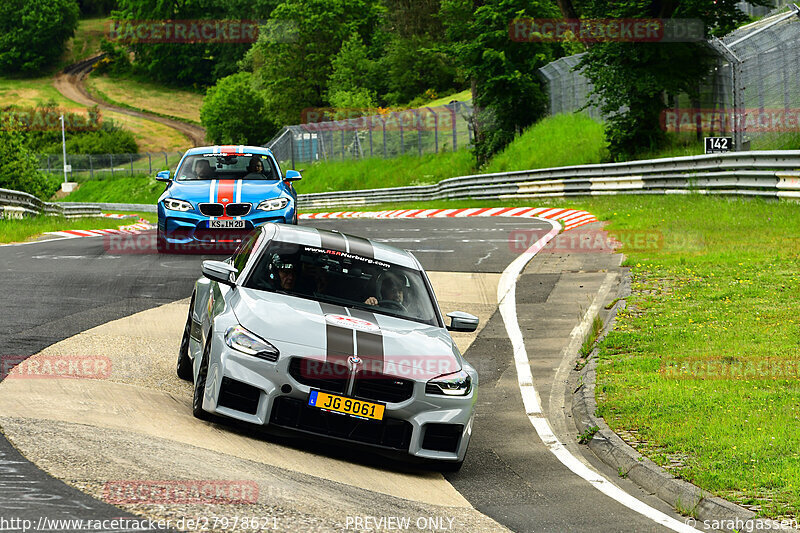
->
[[157, 229, 169, 254], [176, 294, 195, 381], [192, 333, 213, 421]]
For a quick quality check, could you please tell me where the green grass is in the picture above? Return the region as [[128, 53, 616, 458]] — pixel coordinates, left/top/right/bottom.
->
[[306, 195, 800, 519], [483, 113, 608, 173], [60, 176, 165, 204], [61, 17, 108, 67], [295, 150, 476, 194], [425, 89, 472, 108], [0, 211, 155, 244]]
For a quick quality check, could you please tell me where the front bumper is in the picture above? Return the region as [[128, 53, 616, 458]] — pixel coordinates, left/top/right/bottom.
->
[[196, 332, 476, 463], [158, 204, 295, 246]]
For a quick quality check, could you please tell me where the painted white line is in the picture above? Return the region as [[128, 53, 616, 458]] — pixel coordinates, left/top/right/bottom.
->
[[497, 217, 700, 533]]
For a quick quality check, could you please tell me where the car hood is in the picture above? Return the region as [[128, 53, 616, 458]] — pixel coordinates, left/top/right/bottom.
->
[[167, 179, 286, 205], [231, 287, 461, 379]]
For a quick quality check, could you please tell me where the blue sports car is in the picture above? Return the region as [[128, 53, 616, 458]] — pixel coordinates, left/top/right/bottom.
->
[[156, 145, 300, 253]]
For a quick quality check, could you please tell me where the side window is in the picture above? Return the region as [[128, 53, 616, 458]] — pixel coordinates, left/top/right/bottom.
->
[[232, 232, 259, 275]]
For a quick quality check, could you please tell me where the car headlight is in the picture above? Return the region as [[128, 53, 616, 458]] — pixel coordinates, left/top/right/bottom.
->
[[257, 198, 289, 211], [163, 198, 193, 211], [224, 325, 280, 361], [427, 369, 472, 396]]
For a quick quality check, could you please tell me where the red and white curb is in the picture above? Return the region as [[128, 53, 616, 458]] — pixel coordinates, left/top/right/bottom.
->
[[299, 207, 597, 231], [45, 218, 155, 239]]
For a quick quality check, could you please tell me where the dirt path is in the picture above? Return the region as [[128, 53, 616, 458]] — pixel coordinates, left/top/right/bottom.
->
[[53, 55, 206, 147]]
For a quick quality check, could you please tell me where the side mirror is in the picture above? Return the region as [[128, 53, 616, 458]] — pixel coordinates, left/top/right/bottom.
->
[[284, 169, 302, 181], [156, 170, 171, 182], [202, 260, 238, 287], [446, 311, 479, 332]]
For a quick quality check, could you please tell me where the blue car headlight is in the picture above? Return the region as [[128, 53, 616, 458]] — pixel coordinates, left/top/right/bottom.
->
[[224, 325, 279, 360], [257, 198, 289, 211], [163, 198, 193, 212]]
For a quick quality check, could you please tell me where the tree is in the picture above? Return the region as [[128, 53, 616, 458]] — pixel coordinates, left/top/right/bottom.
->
[[200, 72, 277, 145], [244, 0, 385, 126], [0, 123, 58, 199], [441, 0, 560, 165], [575, 0, 761, 159], [0, 0, 79, 73]]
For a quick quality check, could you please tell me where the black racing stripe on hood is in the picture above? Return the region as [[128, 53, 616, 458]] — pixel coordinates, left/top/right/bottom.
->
[[349, 309, 384, 360], [319, 230, 347, 252], [320, 302, 353, 359], [344, 234, 374, 259]]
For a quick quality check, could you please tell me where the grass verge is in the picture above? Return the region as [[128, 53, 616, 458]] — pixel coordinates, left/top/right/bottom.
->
[[0, 211, 156, 244], [301, 194, 800, 520], [85, 73, 204, 124]]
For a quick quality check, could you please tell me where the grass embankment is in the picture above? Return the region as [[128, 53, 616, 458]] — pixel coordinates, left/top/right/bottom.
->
[[61, 17, 108, 67], [85, 74, 204, 124], [303, 194, 800, 519], [61, 177, 166, 204], [0, 211, 156, 244]]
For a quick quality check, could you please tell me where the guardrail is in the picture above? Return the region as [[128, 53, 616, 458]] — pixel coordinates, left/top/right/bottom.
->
[[0, 188, 102, 219], [297, 150, 800, 209], [4, 151, 800, 217]]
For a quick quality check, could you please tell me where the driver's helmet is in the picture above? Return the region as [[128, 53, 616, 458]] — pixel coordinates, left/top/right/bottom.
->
[[268, 253, 299, 280]]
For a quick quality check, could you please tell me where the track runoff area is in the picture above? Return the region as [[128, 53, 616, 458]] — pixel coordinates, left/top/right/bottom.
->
[[0, 207, 705, 533]]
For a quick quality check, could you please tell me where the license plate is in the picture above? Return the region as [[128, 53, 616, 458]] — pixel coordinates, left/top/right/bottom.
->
[[308, 390, 385, 421], [209, 220, 245, 229]]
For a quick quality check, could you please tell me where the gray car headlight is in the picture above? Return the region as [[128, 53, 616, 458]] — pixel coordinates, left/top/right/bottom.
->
[[163, 198, 192, 211], [427, 369, 472, 396], [257, 198, 289, 211], [224, 326, 279, 360]]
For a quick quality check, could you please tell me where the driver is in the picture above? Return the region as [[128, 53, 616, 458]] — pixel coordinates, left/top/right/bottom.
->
[[270, 254, 299, 291], [364, 271, 404, 307]]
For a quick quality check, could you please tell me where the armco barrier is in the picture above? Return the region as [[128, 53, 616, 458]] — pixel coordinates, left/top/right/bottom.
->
[[4, 151, 800, 216], [0, 188, 102, 219]]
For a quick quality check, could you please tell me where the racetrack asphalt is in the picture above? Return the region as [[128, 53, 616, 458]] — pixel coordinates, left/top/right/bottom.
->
[[0, 217, 697, 532]]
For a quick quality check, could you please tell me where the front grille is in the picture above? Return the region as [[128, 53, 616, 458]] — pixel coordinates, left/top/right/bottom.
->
[[270, 396, 412, 450], [421, 423, 463, 453], [289, 357, 414, 403], [199, 203, 224, 216], [218, 377, 261, 415], [225, 203, 251, 217]]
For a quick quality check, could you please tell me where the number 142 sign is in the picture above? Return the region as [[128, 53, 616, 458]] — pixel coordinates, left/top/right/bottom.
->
[[704, 137, 733, 154]]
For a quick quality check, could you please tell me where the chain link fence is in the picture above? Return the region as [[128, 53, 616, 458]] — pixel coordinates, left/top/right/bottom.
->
[[538, 4, 800, 150], [36, 152, 184, 181], [265, 102, 474, 168]]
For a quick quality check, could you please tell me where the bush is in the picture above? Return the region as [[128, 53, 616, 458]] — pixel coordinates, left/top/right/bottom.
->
[[0, 127, 59, 200], [201, 72, 278, 145], [0, 0, 79, 73]]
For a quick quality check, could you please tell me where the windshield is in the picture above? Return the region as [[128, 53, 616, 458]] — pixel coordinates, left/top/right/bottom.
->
[[244, 241, 440, 327], [175, 153, 279, 181]]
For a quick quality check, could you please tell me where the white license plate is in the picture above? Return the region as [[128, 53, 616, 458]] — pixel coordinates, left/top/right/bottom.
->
[[209, 220, 245, 229]]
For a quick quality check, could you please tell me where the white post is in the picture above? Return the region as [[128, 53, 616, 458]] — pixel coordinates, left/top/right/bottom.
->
[[60, 114, 67, 183]]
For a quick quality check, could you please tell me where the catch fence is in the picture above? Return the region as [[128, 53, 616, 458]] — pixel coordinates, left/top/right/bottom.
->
[[36, 152, 185, 180]]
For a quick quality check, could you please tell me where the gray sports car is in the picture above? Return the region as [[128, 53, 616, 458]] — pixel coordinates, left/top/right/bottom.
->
[[177, 222, 480, 470]]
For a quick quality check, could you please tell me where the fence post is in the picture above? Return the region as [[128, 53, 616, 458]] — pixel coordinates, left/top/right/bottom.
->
[[429, 108, 438, 153], [89, 154, 94, 179], [110, 153, 114, 178], [47, 154, 51, 174], [341, 126, 345, 160], [368, 117, 373, 158], [129, 154, 134, 176], [415, 110, 422, 157], [147, 153, 152, 174], [398, 112, 404, 156], [290, 132, 295, 170], [163, 152, 168, 168], [381, 117, 387, 158], [450, 103, 458, 151]]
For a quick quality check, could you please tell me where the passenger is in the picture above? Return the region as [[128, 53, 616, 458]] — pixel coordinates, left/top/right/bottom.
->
[[195, 159, 214, 179], [270, 254, 299, 291]]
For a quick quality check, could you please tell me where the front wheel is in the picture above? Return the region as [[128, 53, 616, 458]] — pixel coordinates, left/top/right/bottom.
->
[[192, 335, 213, 421], [176, 294, 195, 381]]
